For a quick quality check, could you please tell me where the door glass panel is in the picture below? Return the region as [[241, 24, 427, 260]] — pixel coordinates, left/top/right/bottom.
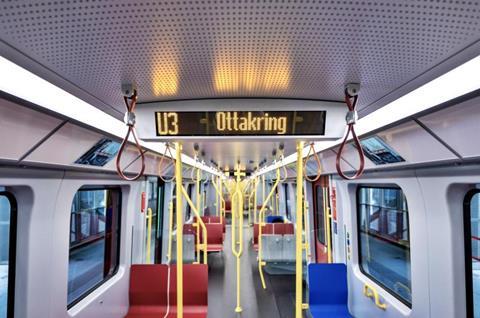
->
[[0, 194, 14, 318], [315, 186, 326, 245], [358, 186, 411, 306], [468, 192, 480, 317]]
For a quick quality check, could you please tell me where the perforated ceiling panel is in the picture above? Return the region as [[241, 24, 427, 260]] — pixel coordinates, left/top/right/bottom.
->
[[1, 0, 480, 119]]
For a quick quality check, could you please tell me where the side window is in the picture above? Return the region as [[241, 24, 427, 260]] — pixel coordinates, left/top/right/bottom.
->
[[357, 186, 411, 306], [68, 187, 121, 307], [315, 185, 326, 245], [0, 192, 16, 318], [465, 190, 480, 318]]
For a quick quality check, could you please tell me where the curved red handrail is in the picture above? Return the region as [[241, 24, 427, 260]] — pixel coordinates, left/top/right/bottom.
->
[[335, 90, 365, 180], [116, 91, 146, 181]]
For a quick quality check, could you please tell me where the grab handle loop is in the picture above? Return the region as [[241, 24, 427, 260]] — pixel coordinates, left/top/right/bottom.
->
[[335, 87, 365, 180], [116, 90, 146, 181], [303, 143, 322, 182], [159, 144, 175, 182]]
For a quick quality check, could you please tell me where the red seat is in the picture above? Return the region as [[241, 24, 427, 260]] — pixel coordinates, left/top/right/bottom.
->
[[224, 201, 231, 213], [201, 223, 224, 252], [126, 264, 208, 318]]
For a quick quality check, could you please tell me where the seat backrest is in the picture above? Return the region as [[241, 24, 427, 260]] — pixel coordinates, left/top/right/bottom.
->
[[183, 224, 196, 235], [261, 235, 284, 262], [169, 264, 208, 307], [203, 223, 223, 245], [308, 263, 349, 305], [172, 234, 196, 263], [283, 223, 294, 235], [282, 234, 296, 262], [129, 264, 168, 306], [266, 215, 285, 223]]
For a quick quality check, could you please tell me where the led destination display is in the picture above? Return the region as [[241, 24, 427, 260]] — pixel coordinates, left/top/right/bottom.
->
[[154, 111, 326, 137]]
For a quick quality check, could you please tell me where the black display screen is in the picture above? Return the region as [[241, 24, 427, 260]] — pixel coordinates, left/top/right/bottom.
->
[[154, 111, 326, 136]]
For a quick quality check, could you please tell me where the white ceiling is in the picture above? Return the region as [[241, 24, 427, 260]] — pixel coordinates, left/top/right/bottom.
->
[[1, 0, 480, 172]]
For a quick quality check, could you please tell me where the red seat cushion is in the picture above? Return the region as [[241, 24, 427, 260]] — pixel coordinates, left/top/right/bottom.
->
[[126, 264, 208, 318], [200, 223, 223, 251]]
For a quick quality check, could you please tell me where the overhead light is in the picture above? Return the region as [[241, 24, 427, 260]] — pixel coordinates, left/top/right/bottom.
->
[[0, 56, 220, 176], [255, 54, 480, 176]]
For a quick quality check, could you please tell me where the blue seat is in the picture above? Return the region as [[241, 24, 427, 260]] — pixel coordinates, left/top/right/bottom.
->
[[308, 263, 353, 318], [266, 215, 285, 223]]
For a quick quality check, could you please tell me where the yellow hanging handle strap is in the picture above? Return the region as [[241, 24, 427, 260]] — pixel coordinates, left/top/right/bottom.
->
[[159, 143, 176, 183], [181, 186, 208, 264], [303, 142, 322, 182], [258, 168, 281, 289]]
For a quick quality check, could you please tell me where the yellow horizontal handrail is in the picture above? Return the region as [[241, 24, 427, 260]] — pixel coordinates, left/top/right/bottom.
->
[[363, 284, 387, 310], [181, 185, 208, 264]]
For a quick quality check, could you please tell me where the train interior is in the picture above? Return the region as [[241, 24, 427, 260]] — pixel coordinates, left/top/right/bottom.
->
[[1, 1, 480, 318]]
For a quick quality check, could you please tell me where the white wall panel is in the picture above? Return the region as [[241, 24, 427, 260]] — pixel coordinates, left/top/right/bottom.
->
[[418, 97, 480, 159], [23, 122, 103, 166], [0, 98, 63, 161], [336, 121, 457, 172]]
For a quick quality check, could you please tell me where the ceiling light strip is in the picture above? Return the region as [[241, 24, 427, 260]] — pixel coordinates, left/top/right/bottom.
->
[[254, 54, 480, 177], [0, 56, 220, 176]]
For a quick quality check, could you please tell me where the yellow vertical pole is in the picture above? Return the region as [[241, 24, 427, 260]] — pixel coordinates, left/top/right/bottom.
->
[[216, 176, 220, 216], [174, 142, 183, 318], [324, 187, 333, 263], [196, 169, 201, 216], [254, 177, 258, 224], [262, 174, 266, 216], [295, 141, 305, 318], [146, 208, 153, 264], [232, 165, 245, 313]]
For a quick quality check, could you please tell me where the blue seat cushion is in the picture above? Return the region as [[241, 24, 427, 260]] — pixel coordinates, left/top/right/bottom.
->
[[309, 305, 353, 318], [308, 264, 352, 318]]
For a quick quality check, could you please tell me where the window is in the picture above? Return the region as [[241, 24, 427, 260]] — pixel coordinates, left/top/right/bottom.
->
[[357, 186, 411, 306], [465, 190, 480, 318], [75, 138, 120, 167], [68, 187, 121, 307], [315, 186, 326, 245], [145, 178, 165, 264], [284, 184, 290, 220], [0, 192, 16, 318], [360, 136, 405, 165]]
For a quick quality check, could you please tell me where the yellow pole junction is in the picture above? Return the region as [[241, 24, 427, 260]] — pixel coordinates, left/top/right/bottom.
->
[[231, 165, 245, 313], [174, 142, 184, 318], [146, 208, 153, 264], [324, 187, 333, 263], [295, 140, 308, 318], [257, 168, 281, 289], [181, 186, 208, 265]]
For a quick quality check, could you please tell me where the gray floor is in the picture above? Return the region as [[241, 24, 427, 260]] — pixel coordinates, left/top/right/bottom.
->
[[207, 222, 297, 318]]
